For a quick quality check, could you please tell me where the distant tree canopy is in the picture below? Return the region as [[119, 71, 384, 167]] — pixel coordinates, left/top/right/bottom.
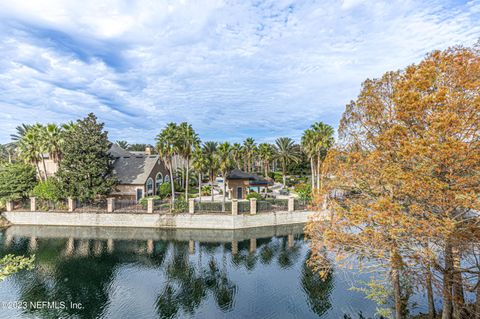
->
[[56, 113, 116, 201], [0, 162, 36, 201], [128, 143, 156, 153]]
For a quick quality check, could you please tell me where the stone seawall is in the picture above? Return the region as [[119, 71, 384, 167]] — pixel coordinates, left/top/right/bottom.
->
[[2, 210, 326, 230]]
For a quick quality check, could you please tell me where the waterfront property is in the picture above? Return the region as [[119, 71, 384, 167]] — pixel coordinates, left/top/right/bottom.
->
[[109, 144, 169, 200], [37, 143, 170, 201], [225, 168, 273, 199]]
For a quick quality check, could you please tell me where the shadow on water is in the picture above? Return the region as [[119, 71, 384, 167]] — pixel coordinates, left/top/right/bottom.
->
[[0, 224, 366, 319]]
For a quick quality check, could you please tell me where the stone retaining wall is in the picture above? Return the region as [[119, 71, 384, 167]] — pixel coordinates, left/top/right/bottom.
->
[[2, 210, 327, 230]]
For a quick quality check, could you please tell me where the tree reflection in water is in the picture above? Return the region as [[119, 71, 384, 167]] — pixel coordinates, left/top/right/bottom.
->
[[301, 252, 335, 317], [1, 231, 335, 319], [156, 241, 237, 319]]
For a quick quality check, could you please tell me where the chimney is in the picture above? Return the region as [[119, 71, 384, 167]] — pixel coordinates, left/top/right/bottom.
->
[[145, 147, 152, 155]]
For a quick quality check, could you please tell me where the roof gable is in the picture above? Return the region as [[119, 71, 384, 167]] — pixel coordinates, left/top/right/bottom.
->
[[113, 155, 160, 185]]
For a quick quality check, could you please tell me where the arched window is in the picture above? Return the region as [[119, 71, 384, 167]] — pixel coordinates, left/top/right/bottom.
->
[[164, 175, 170, 183], [155, 172, 163, 190], [146, 178, 154, 196]]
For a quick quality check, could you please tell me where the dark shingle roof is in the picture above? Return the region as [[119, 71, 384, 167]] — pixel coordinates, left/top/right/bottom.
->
[[226, 169, 256, 180], [109, 144, 132, 158], [108, 144, 160, 185], [112, 155, 160, 184], [226, 169, 273, 185]]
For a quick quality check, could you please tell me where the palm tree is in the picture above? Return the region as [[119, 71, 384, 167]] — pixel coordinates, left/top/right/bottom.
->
[[156, 123, 179, 205], [310, 122, 334, 191], [258, 143, 275, 195], [202, 142, 219, 202], [10, 123, 33, 142], [192, 147, 207, 203], [301, 128, 317, 191], [217, 142, 233, 211], [176, 122, 199, 200], [258, 143, 275, 177], [231, 143, 243, 169], [44, 123, 64, 164], [115, 140, 129, 150], [17, 127, 43, 180], [242, 138, 256, 172], [274, 137, 300, 188]]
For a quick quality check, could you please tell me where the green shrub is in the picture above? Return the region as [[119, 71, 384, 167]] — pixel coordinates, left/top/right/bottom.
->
[[158, 182, 172, 199], [0, 163, 37, 201], [174, 180, 184, 192], [246, 192, 263, 200], [173, 199, 188, 213], [273, 172, 283, 183], [294, 182, 312, 201], [32, 177, 63, 202], [139, 196, 161, 208]]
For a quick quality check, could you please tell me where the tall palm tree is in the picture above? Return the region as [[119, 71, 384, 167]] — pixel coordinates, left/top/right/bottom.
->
[[156, 123, 179, 205], [257, 143, 275, 177], [242, 138, 257, 172], [45, 123, 64, 164], [217, 142, 233, 211], [231, 143, 243, 169], [258, 143, 275, 195], [61, 121, 77, 133], [17, 126, 43, 180], [274, 137, 300, 188], [115, 140, 129, 150], [311, 122, 334, 191], [35, 125, 50, 179], [10, 123, 33, 142], [176, 122, 199, 201], [202, 141, 219, 202], [301, 129, 317, 191], [192, 146, 207, 203]]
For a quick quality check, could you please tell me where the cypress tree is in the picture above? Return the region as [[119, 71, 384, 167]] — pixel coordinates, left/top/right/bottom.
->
[[57, 113, 116, 201]]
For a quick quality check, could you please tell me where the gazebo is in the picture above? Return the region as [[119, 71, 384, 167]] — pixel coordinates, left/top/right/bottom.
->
[[225, 169, 273, 199]]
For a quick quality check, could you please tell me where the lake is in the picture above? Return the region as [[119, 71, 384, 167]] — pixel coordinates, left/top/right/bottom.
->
[[0, 225, 427, 319]]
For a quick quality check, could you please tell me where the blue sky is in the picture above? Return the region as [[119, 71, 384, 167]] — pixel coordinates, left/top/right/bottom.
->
[[0, 0, 479, 144]]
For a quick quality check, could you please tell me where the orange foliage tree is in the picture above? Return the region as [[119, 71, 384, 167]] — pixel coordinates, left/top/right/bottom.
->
[[306, 43, 480, 319]]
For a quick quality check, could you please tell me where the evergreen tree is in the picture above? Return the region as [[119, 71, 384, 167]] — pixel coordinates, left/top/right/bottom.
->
[[0, 162, 37, 201], [56, 113, 116, 201]]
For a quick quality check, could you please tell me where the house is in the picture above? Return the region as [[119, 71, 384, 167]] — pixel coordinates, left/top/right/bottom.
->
[[225, 169, 273, 199], [37, 144, 170, 201], [109, 144, 169, 200]]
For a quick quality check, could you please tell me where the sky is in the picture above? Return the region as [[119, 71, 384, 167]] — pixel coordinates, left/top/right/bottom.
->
[[0, 0, 479, 144]]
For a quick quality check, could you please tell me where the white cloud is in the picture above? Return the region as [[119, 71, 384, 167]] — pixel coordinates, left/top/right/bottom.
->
[[0, 0, 479, 144]]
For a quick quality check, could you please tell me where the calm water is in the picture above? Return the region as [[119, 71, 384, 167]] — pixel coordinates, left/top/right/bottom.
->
[[0, 225, 417, 319]]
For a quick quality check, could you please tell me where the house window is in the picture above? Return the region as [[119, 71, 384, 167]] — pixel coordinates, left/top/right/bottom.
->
[[155, 173, 163, 191], [146, 178, 154, 196], [164, 175, 170, 183]]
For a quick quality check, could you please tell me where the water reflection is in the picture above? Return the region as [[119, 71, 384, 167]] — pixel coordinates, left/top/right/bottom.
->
[[0, 225, 372, 319]]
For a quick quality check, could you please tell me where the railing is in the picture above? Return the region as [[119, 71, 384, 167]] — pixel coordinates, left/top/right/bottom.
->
[[5, 196, 309, 215], [194, 201, 232, 213], [294, 199, 310, 211], [36, 199, 68, 212], [115, 199, 146, 213], [75, 199, 107, 213], [257, 199, 288, 212], [153, 199, 171, 214], [238, 201, 250, 214], [12, 199, 30, 211]]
